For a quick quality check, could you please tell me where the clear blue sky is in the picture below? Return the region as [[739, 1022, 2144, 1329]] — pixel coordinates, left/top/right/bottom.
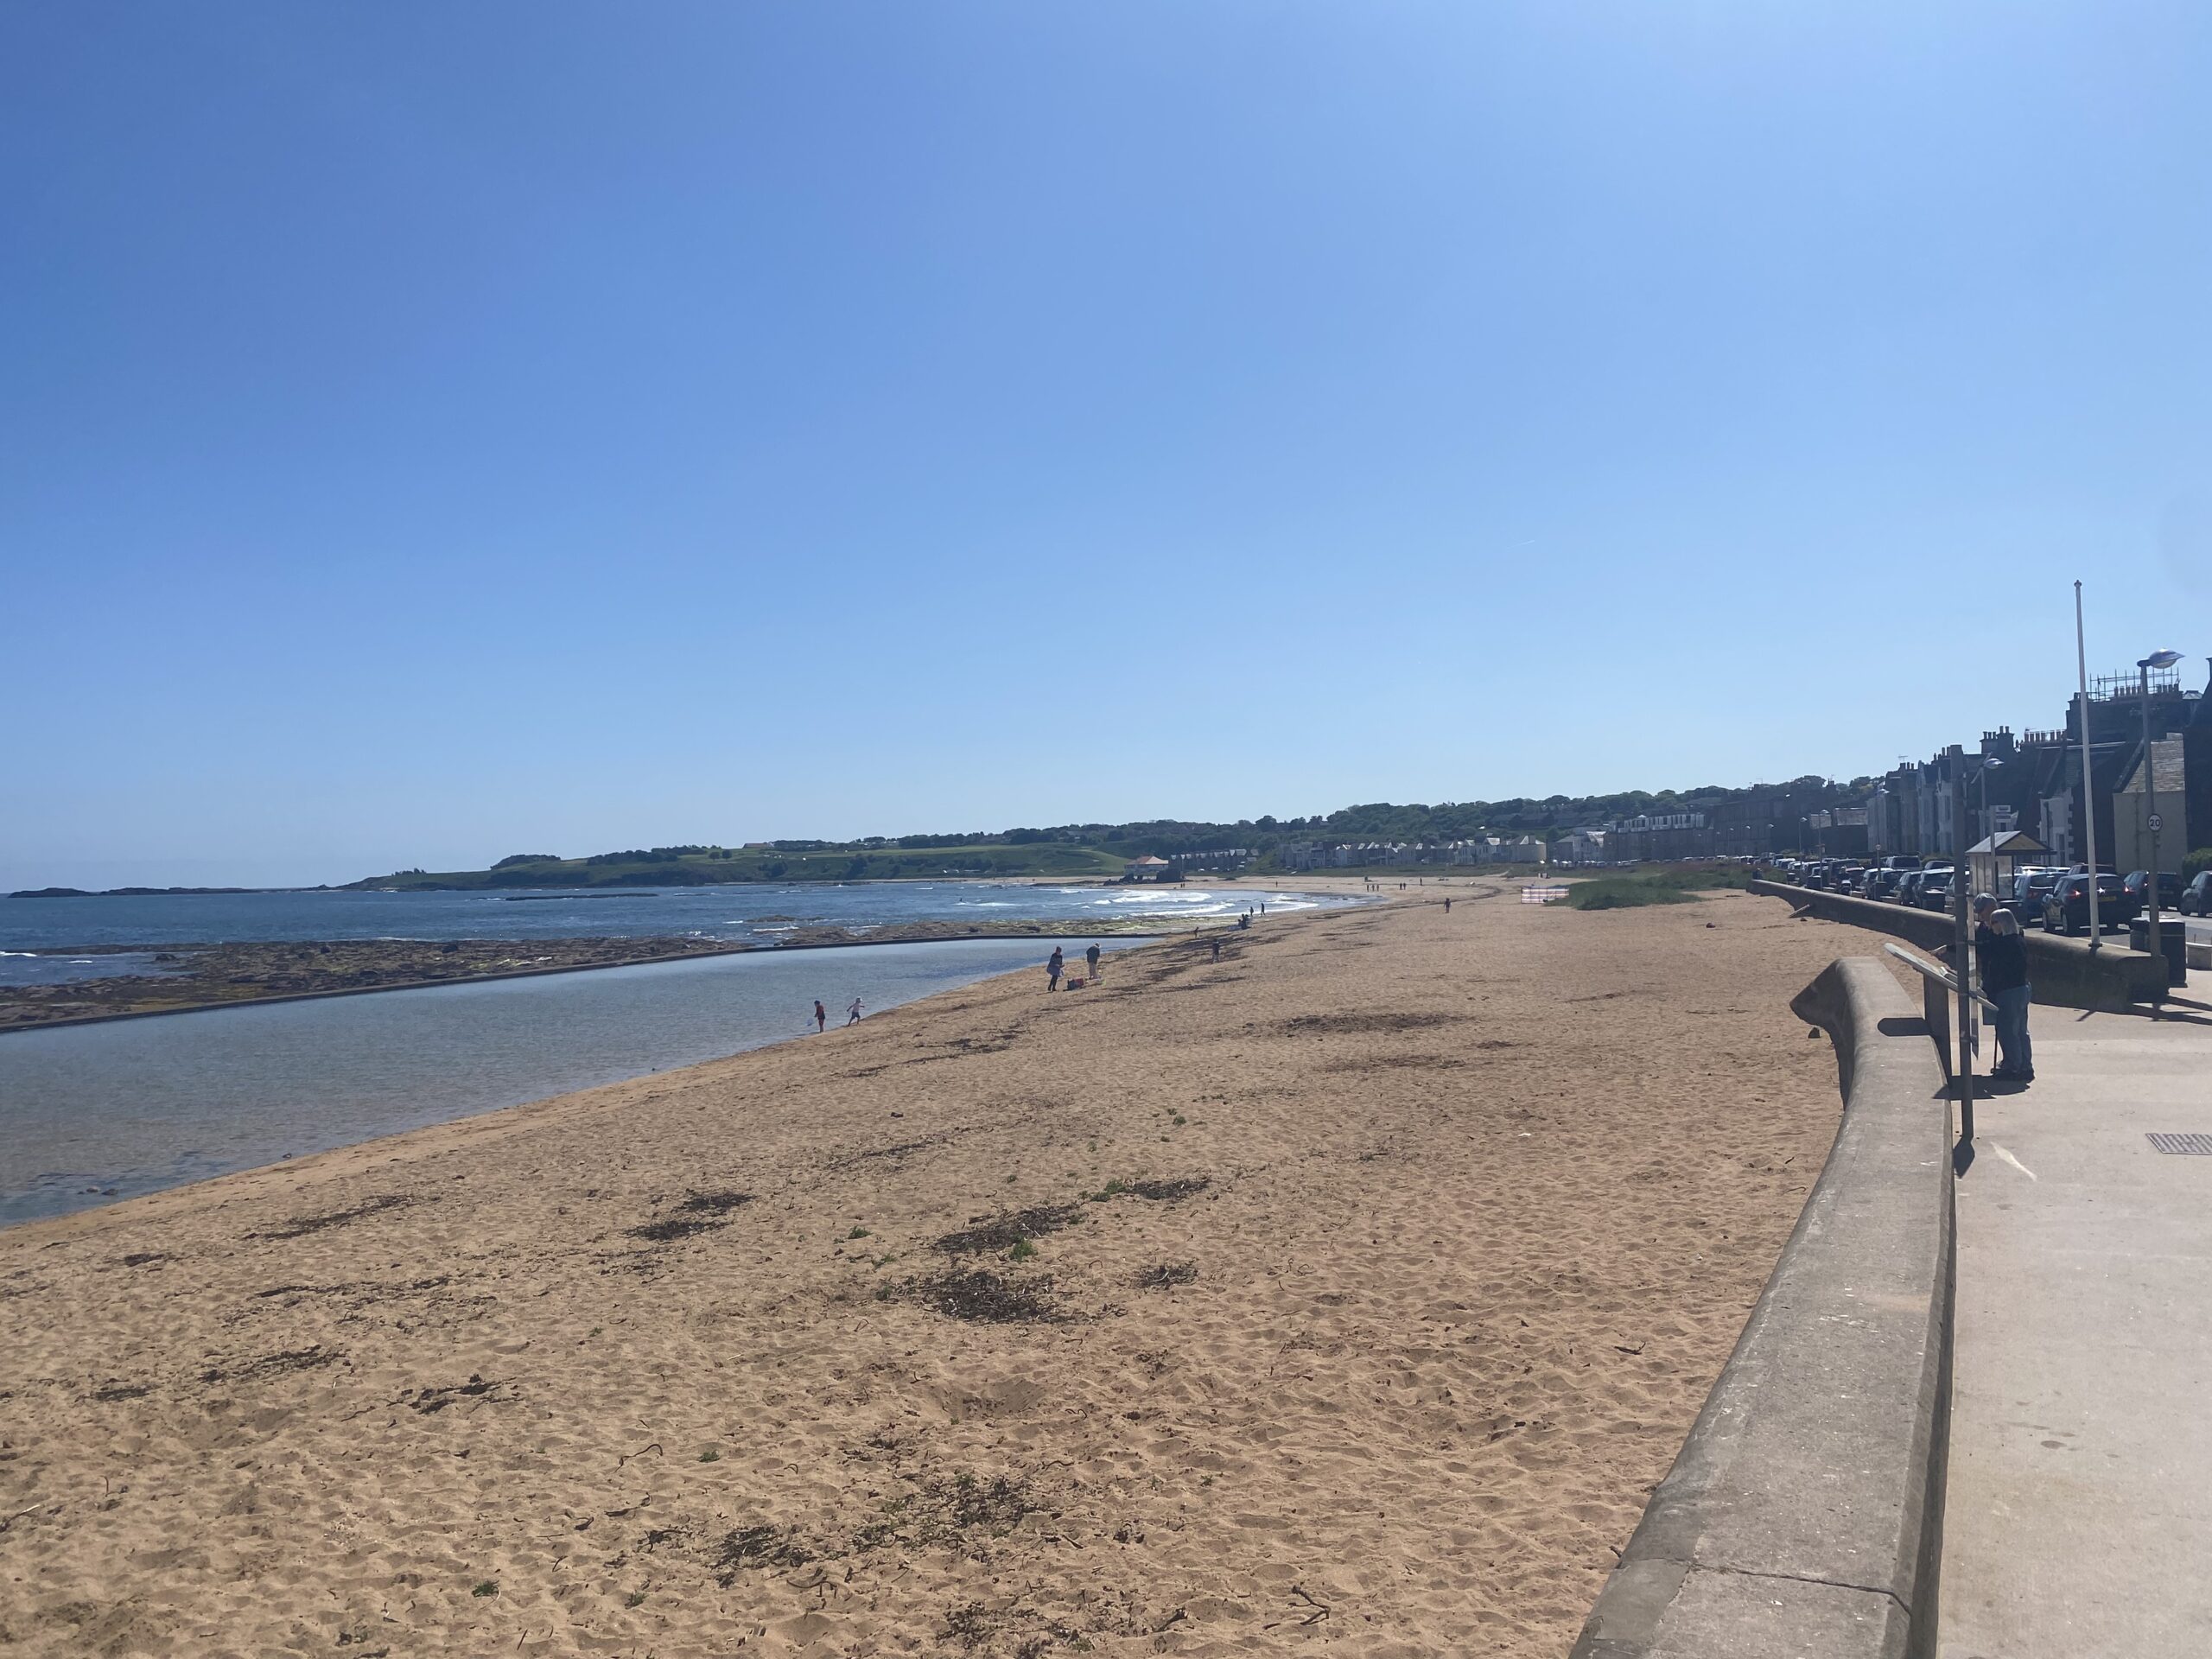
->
[[5, 3, 2209, 888]]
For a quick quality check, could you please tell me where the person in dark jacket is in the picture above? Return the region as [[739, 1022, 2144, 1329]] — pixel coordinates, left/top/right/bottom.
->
[[1974, 893, 2033, 1081]]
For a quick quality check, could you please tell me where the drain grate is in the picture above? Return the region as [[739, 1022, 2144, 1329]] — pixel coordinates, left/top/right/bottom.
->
[[2146, 1134, 2212, 1155]]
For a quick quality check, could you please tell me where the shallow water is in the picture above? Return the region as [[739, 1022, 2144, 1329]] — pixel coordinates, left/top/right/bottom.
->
[[0, 881, 1336, 968], [0, 950, 182, 987], [0, 936, 1134, 1228]]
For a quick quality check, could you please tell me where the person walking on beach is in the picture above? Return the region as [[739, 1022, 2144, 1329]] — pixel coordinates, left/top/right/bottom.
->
[[846, 997, 864, 1026], [1210, 935, 1222, 962], [1444, 897, 1452, 914], [1974, 894, 2032, 1081], [1084, 942, 1101, 980], [813, 1000, 827, 1033], [1046, 947, 1065, 992]]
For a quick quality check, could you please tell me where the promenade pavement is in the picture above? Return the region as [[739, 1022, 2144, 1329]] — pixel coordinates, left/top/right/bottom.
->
[[1939, 994, 2212, 1656]]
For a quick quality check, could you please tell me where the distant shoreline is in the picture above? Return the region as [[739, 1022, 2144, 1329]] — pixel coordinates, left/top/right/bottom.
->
[[10, 874, 1191, 899], [0, 928, 1165, 1036]]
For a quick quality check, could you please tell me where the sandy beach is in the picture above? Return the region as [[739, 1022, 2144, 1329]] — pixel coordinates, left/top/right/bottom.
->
[[1, 887, 1863, 1657]]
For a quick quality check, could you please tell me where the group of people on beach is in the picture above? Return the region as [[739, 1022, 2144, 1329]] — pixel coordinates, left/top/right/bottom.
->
[[1045, 942, 1103, 991], [807, 939, 1109, 1030]]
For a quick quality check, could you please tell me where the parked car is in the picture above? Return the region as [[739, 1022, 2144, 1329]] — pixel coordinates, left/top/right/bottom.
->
[[2122, 870, 2187, 912], [1916, 866, 1960, 912], [2183, 872, 2212, 917], [1897, 868, 1947, 907], [2008, 867, 2066, 926], [1866, 868, 1904, 901], [2043, 871, 2126, 935]]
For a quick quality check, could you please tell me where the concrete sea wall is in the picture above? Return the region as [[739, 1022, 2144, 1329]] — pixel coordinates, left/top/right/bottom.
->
[[1571, 957, 1954, 1659], [1746, 880, 2167, 1011]]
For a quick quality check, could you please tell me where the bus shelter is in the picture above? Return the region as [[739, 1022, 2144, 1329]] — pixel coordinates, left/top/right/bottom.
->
[[1967, 830, 2050, 906]]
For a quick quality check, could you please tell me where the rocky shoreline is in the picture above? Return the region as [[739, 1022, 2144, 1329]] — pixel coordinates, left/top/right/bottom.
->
[[0, 918, 1173, 1032]]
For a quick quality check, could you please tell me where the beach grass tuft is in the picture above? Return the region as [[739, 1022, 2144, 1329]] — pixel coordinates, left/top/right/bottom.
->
[[1565, 866, 1753, 911]]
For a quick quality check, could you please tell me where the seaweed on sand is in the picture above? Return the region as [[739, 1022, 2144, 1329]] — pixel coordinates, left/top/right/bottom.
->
[[902, 1268, 1064, 1325], [626, 1190, 753, 1243], [931, 1204, 1082, 1255], [714, 1524, 814, 1584], [1125, 1176, 1209, 1203], [249, 1194, 417, 1241]]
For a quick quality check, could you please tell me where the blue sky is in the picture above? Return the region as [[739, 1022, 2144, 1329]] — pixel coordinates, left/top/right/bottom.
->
[[4, 3, 2209, 888]]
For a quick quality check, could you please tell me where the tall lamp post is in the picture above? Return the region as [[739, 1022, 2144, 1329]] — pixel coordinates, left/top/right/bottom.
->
[[2076, 582, 2102, 950], [1976, 758, 2004, 899], [2139, 648, 2183, 976]]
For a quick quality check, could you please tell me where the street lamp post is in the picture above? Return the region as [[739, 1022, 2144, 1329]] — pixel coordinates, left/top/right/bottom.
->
[[2139, 648, 2183, 979], [1975, 758, 2004, 899], [2076, 582, 2103, 949]]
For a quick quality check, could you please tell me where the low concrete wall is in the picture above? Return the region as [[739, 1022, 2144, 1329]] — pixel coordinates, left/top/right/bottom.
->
[[1747, 880, 2167, 1011], [1571, 957, 1953, 1659]]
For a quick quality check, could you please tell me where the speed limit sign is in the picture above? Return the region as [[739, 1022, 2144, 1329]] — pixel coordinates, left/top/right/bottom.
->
[[2150, 812, 2165, 833]]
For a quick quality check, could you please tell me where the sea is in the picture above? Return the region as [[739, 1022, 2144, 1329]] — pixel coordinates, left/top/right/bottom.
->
[[0, 880, 1325, 979], [0, 882, 1349, 1227]]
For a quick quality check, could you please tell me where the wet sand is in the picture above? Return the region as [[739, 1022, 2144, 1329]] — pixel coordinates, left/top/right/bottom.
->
[[0, 888, 1861, 1656]]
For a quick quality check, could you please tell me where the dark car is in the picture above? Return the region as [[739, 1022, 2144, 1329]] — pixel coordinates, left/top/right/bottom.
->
[[2009, 868, 2065, 926], [2183, 872, 2212, 917], [1866, 868, 1904, 901], [2044, 872, 2126, 935], [2122, 870, 2186, 912], [1916, 867, 1960, 912]]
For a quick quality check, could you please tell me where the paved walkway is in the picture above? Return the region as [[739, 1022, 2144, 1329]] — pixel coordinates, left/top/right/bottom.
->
[[1940, 996, 2212, 1656]]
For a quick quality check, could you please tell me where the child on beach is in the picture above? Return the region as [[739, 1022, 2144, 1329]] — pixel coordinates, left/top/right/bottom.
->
[[847, 998, 863, 1026], [813, 1001, 827, 1033]]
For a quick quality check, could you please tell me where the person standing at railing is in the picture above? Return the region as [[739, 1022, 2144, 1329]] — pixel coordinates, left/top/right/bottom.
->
[[1974, 893, 2033, 1083]]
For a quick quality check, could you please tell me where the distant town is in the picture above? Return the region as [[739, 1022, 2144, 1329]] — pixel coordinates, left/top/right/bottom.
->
[[22, 657, 2198, 900]]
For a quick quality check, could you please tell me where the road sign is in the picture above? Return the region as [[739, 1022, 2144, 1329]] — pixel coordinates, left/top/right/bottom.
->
[[2150, 813, 2164, 833]]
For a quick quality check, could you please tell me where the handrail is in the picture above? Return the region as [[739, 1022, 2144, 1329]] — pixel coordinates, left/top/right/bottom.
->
[[1883, 942, 1999, 1016]]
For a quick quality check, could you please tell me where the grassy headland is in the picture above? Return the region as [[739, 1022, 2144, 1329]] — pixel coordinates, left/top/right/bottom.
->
[[346, 842, 1130, 891]]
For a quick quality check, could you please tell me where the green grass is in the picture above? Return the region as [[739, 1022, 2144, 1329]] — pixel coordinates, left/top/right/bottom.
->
[[1565, 865, 1754, 911]]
